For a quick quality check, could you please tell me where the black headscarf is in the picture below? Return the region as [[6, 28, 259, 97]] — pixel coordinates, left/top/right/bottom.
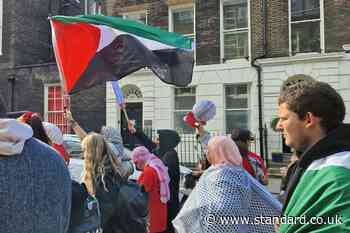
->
[[156, 129, 181, 157]]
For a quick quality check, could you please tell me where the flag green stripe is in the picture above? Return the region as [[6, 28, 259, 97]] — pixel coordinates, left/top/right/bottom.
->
[[51, 15, 193, 50], [280, 165, 350, 233]]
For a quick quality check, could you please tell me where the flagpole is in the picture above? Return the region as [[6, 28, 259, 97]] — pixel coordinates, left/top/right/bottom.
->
[[122, 108, 129, 122]]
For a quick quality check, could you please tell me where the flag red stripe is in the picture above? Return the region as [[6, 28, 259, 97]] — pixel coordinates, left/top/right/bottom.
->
[[52, 21, 100, 93]]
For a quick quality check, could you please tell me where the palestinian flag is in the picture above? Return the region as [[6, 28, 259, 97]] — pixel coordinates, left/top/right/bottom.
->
[[280, 151, 350, 233], [50, 15, 194, 94]]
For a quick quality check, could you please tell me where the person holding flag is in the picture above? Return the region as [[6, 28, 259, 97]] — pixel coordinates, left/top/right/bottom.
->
[[65, 109, 134, 179]]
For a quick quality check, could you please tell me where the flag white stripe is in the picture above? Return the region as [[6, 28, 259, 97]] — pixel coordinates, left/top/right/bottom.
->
[[96, 25, 175, 53], [307, 151, 350, 171]]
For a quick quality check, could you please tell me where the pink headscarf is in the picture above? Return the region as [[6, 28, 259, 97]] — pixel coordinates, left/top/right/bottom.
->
[[131, 146, 170, 204], [207, 136, 242, 166]]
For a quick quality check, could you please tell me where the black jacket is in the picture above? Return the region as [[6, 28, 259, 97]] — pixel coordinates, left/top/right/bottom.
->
[[283, 124, 350, 211]]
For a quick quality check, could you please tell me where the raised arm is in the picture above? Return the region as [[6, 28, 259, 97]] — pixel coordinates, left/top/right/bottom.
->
[[65, 110, 88, 140]]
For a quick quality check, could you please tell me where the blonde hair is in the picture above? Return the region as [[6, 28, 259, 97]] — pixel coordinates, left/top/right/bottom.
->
[[81, 132, 122, 195]]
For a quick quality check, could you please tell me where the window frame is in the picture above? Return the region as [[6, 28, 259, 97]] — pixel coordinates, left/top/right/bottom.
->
[[168, 3, 196, 60], [224, 83, 251, 133], [122, 10, 148, 25], [288, 0, 325, 55], [44, 84, 71, 134], [84, 0, 102, 15], [220, 0, 251, 62], [173, 86, 196, 134]]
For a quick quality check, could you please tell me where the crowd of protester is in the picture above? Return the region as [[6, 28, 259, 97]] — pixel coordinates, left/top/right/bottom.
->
[[0, 79, 349, 232]]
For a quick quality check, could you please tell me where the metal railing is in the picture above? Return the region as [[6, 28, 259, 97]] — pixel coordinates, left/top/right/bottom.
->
[[123, 128, 258, 168]]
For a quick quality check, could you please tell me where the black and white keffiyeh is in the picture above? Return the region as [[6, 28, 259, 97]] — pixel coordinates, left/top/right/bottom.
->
[[173, 165, 282, 233]]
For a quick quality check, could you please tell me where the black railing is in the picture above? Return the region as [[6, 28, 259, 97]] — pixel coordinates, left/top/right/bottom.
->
[[123, 128, 258, 168]]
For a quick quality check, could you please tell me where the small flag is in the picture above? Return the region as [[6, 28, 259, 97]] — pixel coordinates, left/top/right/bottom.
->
[[111, 81, 124, 106]]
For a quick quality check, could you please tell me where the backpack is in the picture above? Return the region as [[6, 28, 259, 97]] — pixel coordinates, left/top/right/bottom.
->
[[113, 181, 149, 233], [69, 182, 103, 233]]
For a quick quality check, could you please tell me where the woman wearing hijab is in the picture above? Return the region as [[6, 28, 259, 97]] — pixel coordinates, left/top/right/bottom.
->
[[128, 123, 181, 233], [43, 121, 70, 164], [65, 110, 133, 178], [173, 136, 282, 233], [100, 126, 134, 177], [132, 146, 170, 233]]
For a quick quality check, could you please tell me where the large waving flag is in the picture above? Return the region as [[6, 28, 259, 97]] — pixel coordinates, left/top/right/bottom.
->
[[50, 15, 194, 94]]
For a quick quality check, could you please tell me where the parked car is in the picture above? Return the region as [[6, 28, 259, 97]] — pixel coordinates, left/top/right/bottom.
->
[[63, 134, 82, 158]]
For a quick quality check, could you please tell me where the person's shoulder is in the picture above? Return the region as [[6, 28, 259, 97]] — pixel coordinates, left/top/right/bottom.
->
[[144, 165, 157, 174], [205, 165, 247, 182], [22, 138, 68, 170], [163, 150, 179, 161]]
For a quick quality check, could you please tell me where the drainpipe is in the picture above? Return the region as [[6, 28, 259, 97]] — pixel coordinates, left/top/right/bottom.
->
[[251, 56, 265, 161], [251, 0, 268, 162], [8, 74, 16, 112]]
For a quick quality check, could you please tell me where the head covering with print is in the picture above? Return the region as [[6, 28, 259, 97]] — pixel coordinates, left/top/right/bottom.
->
[[183, 100, 216, 128], [132, 146, 170, 204], [100, 126, 124, 157], [43, 122, 64, 145], [173, 136, 282, 233], [192, 100, 216, 123]]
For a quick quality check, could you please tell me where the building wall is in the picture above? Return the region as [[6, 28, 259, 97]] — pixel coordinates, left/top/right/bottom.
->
[[324, 0, 350, 52], [0, 0, 106, 132], [104, 0, 350, 158], [260, 53, 350, 152], [108, 61, 263, 147], [0, 0, 14, 69], [266, 0, 289, 57], [195, 0, 220, 65]]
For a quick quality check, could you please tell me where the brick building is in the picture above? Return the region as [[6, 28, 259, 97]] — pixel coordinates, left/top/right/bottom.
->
[[103, 0, 350, 158], [0, 0, 106, 132]]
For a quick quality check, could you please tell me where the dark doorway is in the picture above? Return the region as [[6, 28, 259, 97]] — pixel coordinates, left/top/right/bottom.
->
[[121, 102, 143, 149]]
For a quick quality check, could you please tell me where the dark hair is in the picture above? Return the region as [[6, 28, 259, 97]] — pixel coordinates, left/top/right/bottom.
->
[[27, 115, 51, 145], [278, 81, 345, 133]]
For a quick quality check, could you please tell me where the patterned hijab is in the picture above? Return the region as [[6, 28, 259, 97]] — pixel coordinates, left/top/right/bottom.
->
[[132, 146, 170, 204], [207, 136, 242, 166]]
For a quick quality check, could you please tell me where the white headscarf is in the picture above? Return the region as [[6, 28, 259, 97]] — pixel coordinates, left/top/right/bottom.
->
[[0, 119, 33, 156], [43, 122, 64, 145]]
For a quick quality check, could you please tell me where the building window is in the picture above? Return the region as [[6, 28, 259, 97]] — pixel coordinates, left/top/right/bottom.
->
[[174, 87, 196, 134], [225, 84, 250, 133], [85, 0, 102, 15], [169, 4, 195, 60], [123, 11, 148, 25], [221, 0, 249, 60], [46, 85, 71, 134], [169, 5, 195, 39], [290, 0, 323, 54]]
